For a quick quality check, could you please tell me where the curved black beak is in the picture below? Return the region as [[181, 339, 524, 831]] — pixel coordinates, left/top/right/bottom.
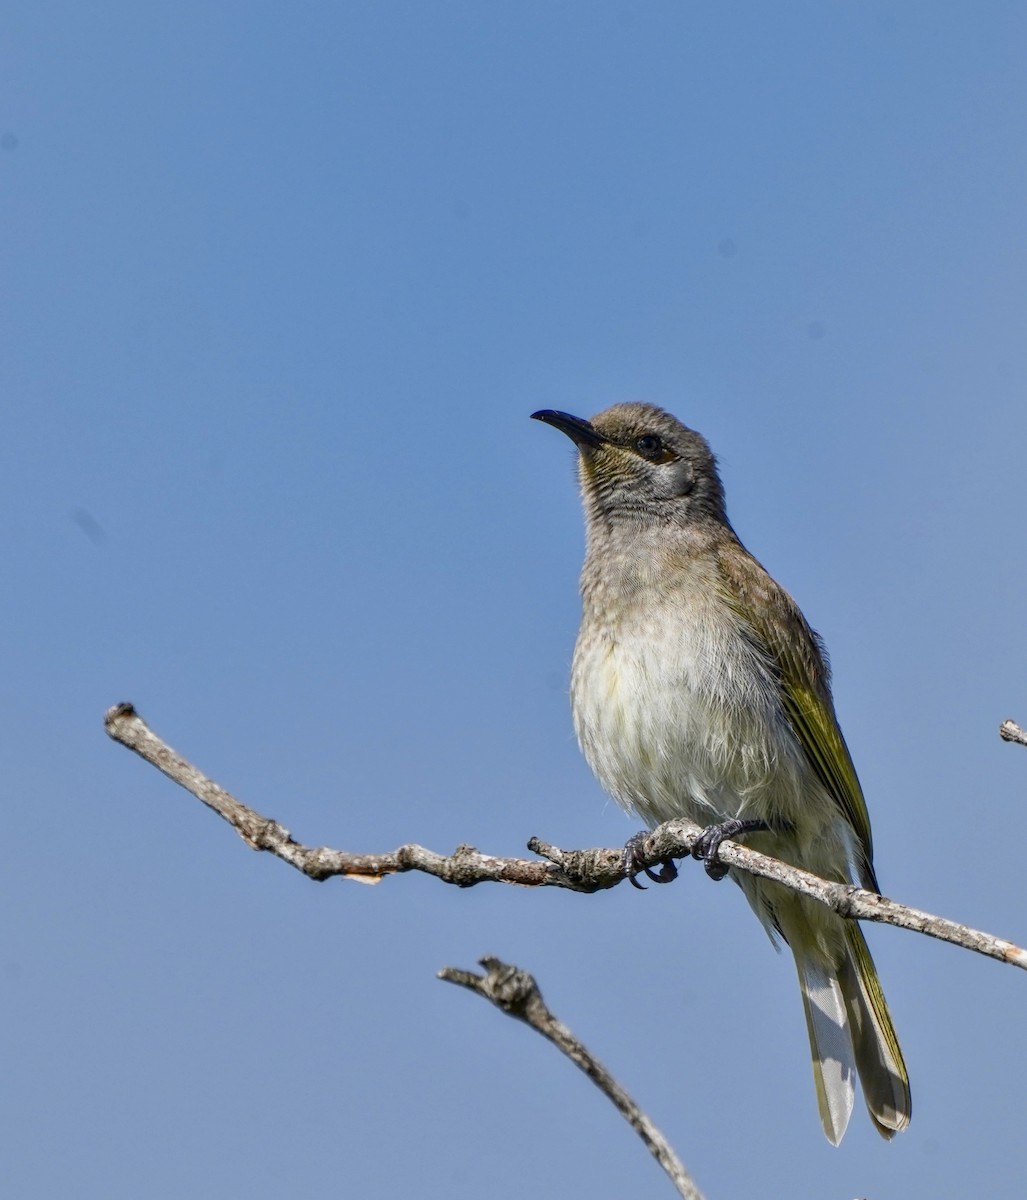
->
[[530, 409, 608, 449]]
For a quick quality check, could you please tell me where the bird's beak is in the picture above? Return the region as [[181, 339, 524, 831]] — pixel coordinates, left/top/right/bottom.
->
[[530, 409, 608, 449]]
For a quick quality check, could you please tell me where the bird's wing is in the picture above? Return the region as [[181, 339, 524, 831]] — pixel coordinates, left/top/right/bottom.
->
[[716, 542, 878, 891]]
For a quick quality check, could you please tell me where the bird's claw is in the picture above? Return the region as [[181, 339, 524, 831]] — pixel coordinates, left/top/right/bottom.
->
[[623, 831, 679, 889], [691, 818, 771, 881]]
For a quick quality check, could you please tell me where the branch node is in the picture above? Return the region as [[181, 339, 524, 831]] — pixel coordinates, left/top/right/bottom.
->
[[528, 837, 627, 892], [439, 956, 545, 1019], [303, 846, 340, 882], [446, 843, 486, 887], [527, 836, 562, 864], [243, 818, 291, 852], [833, 884, 860, 919]]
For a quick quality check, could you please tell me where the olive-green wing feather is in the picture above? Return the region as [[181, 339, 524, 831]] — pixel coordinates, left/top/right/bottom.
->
[[716, 542, 878, 891], [779, 666, 878, 891]]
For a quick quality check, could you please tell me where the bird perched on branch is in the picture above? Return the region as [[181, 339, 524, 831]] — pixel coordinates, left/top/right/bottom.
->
[[533, 402, 910, 1144]]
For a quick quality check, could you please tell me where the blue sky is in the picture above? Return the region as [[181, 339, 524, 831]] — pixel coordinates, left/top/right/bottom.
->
[[3, 3, 1027, 1196]]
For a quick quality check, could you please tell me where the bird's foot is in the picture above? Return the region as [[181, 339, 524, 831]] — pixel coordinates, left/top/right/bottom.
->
[[691, 818, 772, 881], [623, 831, 679, 890]]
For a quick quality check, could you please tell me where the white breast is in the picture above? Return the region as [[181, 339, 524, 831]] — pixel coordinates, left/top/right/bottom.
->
[[570, 595, 805, 831]]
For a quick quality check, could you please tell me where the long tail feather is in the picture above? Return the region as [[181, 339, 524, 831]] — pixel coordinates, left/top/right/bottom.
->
[[838, 924, 912, 1138], [795, 955, 855, 1145]]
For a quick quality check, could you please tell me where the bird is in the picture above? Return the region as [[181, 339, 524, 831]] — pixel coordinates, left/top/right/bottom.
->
[[532, 401, 911, 1145]]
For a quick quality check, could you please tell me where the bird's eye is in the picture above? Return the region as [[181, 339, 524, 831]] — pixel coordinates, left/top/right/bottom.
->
[[635, 434, 664, 459]]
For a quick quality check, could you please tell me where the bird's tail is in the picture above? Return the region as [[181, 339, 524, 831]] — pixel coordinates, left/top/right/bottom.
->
[[794, 923, 911, 1145]]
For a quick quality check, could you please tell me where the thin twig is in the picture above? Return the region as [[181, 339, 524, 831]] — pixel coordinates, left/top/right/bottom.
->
[[105, 702, 1027, 970], [439, 956, 704, 1200], [1000, 719, 1027, 747]]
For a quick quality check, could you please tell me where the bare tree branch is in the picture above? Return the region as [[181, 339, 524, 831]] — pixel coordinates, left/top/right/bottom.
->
[[105, 702, 1027, 971], [1000, 719, 1027, 747], [439, 956, 704, 1200]]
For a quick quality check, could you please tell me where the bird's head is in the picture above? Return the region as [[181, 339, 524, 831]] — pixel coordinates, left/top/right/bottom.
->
[[532, 402, 728, 527]]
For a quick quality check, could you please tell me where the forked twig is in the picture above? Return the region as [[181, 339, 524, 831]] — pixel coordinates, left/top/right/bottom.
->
[[439, 956, 704, 1199]]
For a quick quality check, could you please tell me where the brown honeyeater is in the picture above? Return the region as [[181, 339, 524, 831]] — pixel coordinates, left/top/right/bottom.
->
[[533, 402, 910, 1144]]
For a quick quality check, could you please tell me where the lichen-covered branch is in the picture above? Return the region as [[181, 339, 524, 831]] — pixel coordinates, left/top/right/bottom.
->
[[105, 702, 1027, 971], [439, 956, 704, 1200]]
